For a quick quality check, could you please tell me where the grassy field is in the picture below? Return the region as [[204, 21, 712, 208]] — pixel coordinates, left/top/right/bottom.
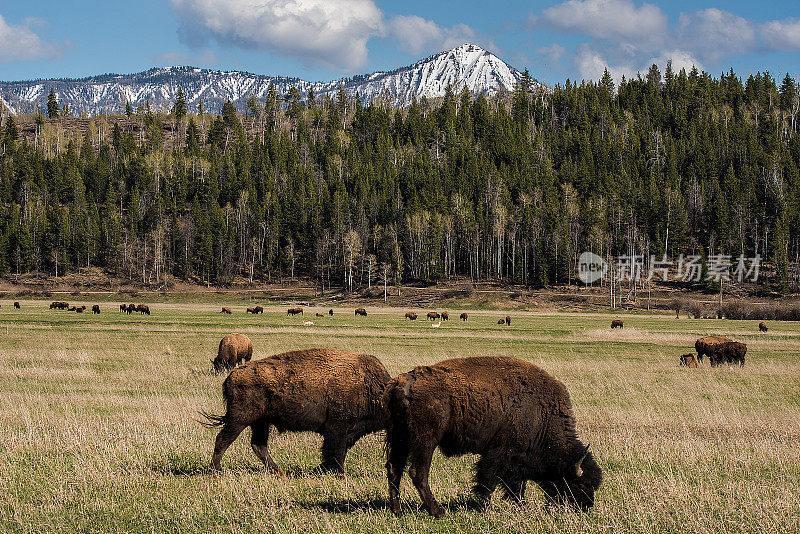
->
[[0, 301, 798, 533]]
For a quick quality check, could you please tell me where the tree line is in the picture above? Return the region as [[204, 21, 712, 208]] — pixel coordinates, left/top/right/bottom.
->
[[0, 63, 799, 293]]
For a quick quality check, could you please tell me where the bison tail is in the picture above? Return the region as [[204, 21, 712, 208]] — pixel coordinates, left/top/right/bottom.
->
[[198, 410, 227, 428]]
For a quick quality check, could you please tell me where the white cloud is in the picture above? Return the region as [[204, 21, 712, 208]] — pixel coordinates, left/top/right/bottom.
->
[[169, 0, 383, 71], [387, 15, 489, 57], [539, 0, 667, 48], [0, 15, 62, 62], [647, 50, 703, 75], [676, 9, 755, 63], [760, 18, 800, 51], [576, 45, 702, 85], [537, 43, 567, 64]]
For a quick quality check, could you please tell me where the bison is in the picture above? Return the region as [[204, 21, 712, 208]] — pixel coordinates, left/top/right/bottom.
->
[[13, 302, 20, 309], [710, 340, 746, 367], [441, 311, 449, 321], [405, 312, 417, 320], [355, 308, 367, 317], [505, 315, 511, 326], [498, 318, 505, 325], [611, 319, 623, 329], [253, 306, 263, 314], [220, 307, 232, 314], [211, 333, 253, 374], [759, 322, 768, 332], [92, 305, 100, 314], [694, 335, 731, 362], [75, 306, 86, 313], [203, 348, 391, 474], [287, 307, 303, 316], [246, 307, 256, 314], [385, 356, 602, 518], [426, 311, 440, 320], [329, 309, 334, 316], [460, 313, 468, 321], [679, 354, 698, 367], [316, 313, 324, 317], [120, 304, 126, 312]]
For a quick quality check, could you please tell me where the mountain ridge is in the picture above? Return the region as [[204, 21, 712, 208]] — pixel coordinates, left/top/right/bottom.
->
[[0, 44, 539, 115]]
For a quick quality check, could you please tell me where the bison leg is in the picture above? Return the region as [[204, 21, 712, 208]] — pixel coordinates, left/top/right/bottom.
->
[[251, 420, 285, 477], [319, 433, 347, 474], [472, 451, 505, 510], [500, 479, 527, 505], [408, 445, 444, 518], [386, 430, 410, 516], [210, 421, 247, 471]]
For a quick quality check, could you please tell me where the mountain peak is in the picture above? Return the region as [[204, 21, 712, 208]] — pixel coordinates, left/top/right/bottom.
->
[[0, 45, 539, 115]]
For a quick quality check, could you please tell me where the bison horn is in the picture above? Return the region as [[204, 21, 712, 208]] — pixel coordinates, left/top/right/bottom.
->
[[575, 444, 590, 478]]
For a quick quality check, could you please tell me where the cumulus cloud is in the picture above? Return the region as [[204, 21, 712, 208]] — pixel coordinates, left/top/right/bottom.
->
[[574, 45, 702, 84], [387, 15, 489, 56], [760, 18, 800, 51], [538, 0, 667, 48], [0, 14, 62, 62], [169, 0, 383, 71], [676, 9, 755, 63]]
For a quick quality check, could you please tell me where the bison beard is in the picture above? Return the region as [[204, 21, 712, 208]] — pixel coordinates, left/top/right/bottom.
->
[[385, 356, 602, 518], [202, 348, 391, 475]]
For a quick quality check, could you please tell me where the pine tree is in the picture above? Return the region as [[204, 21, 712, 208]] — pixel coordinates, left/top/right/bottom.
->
[[47, 89, 59, 119]]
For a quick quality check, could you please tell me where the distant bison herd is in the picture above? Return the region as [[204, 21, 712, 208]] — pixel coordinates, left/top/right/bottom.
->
[[203, 339, 602, 517]]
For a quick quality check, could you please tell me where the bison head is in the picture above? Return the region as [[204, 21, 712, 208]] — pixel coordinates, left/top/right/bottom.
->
[[540, 445, 602, 512]]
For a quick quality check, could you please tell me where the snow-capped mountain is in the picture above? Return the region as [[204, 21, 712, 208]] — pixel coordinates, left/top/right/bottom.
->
[[0, 44, 538, 115]]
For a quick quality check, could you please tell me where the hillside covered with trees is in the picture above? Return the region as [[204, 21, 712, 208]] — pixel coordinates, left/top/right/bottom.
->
[[0, 64, 799, 293]]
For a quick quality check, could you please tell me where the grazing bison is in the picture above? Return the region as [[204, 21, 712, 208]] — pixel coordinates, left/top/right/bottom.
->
[[316, 313, 324, 317], [710, 341, 747, 367], [505, 315, 511, 326], [137, 304, 150, 315], [611, 320, 623, 329], [75, 306, 86, 313], [405, 312, 417, 320], [355, 308, 368, 317], [441, 311, 449, 321], [14, 302, 20, 309], [385, 356, 602, 518], [680, 354, 698, 367], [126, 303, 135, 314], [426, 312, 440, 320], [203, 348, 391, 474], [92, 305, 100, 314], [329, 309, 334, 316], [694, 335, 731, 362], [120, 304, 126, 312], [220, 307, 232, 314], [498, 318, 505, 325], [460, 313, 468, 321], [211, 333, 253, 374], [253, 306, 263, 314], [287, 307, 303, 316], [759, 322, 768, 332]]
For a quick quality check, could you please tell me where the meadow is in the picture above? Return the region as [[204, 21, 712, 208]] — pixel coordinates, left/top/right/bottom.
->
[[0, 301, 798, 533]]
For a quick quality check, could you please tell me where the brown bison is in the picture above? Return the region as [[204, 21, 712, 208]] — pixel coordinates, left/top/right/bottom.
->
[[611, 319, 623, 329], [426, 311, 440, 320], [125, 303, 135, 314], [710, 341, 747, 367], [329, 309, 334, 316], [211, 333, 253, 373], [405, 312, 417, 320], [316, 312, 324, 317], [694, 335, 731, 362], [220, 307, 232, 314], [138, 304, 150, 315], [460, 312, 468, 321], [75, 306, 86, 313], [119, 304, 126, 312], [441, 311, 449, 320], [246, 307, 256, 314], [505, 315, 511, 326], [498, 318, 505, 325], [13, 302, 20, 309], [51, 301, 69, 310], [385, 356, 602, 518], [92, 305, 100, 314], [759, 322, 768, 332], [287, 307, 303, 316], [203, 348, 391, 474], [355, 308, 368, 317], [253, 306, 263, 314], [680, 354, 698, 367]]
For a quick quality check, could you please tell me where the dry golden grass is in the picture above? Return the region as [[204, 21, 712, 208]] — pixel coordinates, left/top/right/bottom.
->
[[0, 302, 798, 532]]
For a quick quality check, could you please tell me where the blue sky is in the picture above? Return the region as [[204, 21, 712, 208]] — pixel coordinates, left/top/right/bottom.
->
[[1, 0, 800, 86]]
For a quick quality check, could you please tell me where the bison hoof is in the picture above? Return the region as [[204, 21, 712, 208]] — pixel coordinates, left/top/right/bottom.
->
[[429, 505, 445, 518], [389, 501, 403, 516]]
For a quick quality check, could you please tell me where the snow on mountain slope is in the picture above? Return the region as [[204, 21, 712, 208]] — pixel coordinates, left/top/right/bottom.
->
[[0, 44, 539, 115]]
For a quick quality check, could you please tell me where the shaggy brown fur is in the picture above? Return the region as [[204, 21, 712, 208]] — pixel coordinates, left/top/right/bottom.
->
[[203, 348, 391, 475], [426, 312, 440, 320], [220, 307, 232, 314], [405, 312, 417, 320], [91, 305, 100, 314], [385, 356, 602, 518], [329, 309, 334, 316], [460, 313, 468, 321], [611, 319, 624, 329], [759, 322, 768, 332], [441, 311, 449, 320], [709, 341, 747, 367], [212, 333, 253, 373], [14, 302, 20, 309], [505, 315, 511, 326], [680, 354, 698, 367], [355, 308, 368, 317], [287, 307, 303, 316], [498, 318, 505, 324], [694, 335, 731, 362]]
